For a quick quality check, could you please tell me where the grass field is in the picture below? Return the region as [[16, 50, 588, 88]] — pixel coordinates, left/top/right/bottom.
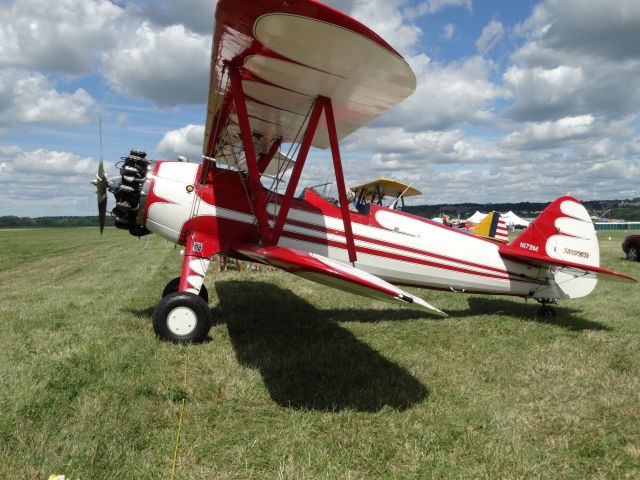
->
[[1, 227, 639, 479]]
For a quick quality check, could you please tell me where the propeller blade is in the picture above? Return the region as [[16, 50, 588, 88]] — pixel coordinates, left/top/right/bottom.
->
[[95, 160, 108, 234]]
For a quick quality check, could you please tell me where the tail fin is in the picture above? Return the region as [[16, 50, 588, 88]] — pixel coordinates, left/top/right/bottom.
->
[[471, 211, 509, 242], [510, 196, 598, 266], [507, 196, 599, 298]]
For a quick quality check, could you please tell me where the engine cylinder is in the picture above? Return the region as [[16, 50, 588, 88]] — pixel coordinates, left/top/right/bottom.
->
[[108, 149, 153, 237]]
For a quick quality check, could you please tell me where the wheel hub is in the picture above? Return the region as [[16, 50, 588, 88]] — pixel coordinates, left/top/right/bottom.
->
[[167, 306, 198, 335]]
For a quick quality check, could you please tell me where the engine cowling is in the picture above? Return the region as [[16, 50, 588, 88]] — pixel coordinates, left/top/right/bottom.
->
[[143, 160, 202, 243], [103, 150, 207, 243]]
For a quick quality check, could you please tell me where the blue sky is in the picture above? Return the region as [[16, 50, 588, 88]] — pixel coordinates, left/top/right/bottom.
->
[[1, 0, 639, 216]]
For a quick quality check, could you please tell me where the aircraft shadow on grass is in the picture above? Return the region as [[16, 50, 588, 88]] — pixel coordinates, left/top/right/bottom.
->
[[212, 280, 430, 412], [126, 282, 609, 411], [446, 297, 612, 332]]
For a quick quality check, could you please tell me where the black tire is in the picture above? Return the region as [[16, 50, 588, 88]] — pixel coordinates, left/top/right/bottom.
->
[[537, 305, 556, 318], [152, 292, 212, 343], [162, 277, 209, 303], [627, 246, 639, 262]]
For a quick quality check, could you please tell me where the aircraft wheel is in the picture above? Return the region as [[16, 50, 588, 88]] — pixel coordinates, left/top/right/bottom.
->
[[627, 246, 639, 262], [162, 277, 209, 303], [152, 292, 212, 343], [537, 305, 556, 318]]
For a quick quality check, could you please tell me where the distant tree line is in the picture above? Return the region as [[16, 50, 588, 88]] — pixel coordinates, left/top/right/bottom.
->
[[0, 216, 114, 228], [2, 197, 640, 227]]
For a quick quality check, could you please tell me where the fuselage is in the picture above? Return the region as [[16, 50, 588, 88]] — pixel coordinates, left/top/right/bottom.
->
[[141, 160, 551, 298]]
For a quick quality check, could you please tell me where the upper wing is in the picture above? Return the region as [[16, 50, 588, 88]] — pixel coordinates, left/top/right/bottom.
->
[[204, 0, 416, 158], [235, 244, 447, 317]]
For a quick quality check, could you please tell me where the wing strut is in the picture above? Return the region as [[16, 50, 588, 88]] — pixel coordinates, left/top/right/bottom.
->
[[271, 98, 324, 243], [217, 70, 358, 262], [228, 66, 272, 243], [270, 96, 358, 262], [323, 97, 357, 262]]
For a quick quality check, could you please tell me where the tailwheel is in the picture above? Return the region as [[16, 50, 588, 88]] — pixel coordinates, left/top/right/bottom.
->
[[162, 276, 209, 303], [152, 291, 212, 343]]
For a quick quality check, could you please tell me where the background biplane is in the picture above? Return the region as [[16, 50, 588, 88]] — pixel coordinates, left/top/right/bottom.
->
[[93, 0, 634, 343], [351, 178, 421, 212]]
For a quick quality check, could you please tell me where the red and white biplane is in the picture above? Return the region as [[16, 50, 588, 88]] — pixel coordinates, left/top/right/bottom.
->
[[93, 0, 635, 343]]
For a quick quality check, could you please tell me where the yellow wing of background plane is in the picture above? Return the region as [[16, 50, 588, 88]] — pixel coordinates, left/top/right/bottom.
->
[[351, 178, 422, 198]]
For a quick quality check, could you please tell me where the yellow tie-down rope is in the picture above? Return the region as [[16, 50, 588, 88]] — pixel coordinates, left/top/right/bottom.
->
[[171, 354, 189, 480]]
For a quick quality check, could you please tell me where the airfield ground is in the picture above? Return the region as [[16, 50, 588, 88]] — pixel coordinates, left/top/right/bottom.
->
[[0, 227, 638, 479]]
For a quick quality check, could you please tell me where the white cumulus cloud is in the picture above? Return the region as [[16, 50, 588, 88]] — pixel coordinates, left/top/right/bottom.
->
[[0, 145, 99, 216], [503, 65, 585, 121], [508, 0, 640, 122], [377, 56, 509, 131], [156, 124, 205, 160], [476, 20, 504, 54], [348, 0, 423, 57], [0, 0, 122, 75], [442, 23, 456, 40], [127, 0, 217, 36], [403, 0, 472, 19], [501, 115, 595, 150], [0, 69, 95, 130], [101, 23, 211, 107]]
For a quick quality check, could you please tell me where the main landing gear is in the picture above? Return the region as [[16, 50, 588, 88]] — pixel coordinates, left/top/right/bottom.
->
[[536, 299, 557, 318], [162, 276, 209, 303], [152, 279, 213, 343]]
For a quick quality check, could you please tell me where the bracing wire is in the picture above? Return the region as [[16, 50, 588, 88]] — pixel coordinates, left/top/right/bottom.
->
[[200, 66, 229, 183], [265, 100, 315, 209], [185, 67, 229, 248]]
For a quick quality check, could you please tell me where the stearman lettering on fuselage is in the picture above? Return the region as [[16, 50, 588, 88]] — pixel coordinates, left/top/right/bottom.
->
[[563, 248, 589, 259]]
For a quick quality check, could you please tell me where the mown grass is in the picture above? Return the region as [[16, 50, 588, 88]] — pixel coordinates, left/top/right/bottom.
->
[[0, 228, 638, 479]]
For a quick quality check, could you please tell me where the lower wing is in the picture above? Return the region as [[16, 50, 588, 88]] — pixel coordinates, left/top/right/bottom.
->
[[235, 244, 446, 317]]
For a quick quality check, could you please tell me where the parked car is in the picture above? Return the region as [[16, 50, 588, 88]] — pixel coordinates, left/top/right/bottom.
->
[[622, 234, 640, 261]]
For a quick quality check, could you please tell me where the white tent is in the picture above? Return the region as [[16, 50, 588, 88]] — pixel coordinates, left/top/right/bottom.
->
[[466, 211, 487, 225], [502, 211, 530, 228]]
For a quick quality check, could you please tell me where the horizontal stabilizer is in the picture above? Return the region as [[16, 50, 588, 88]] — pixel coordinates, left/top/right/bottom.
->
[[235, 244, 446, 316], [499, 246, 636, 283]]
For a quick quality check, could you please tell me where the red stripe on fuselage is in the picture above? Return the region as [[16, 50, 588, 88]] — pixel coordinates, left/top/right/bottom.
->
[[279, 216, 521, 278], [279, 230, 527, 283]]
